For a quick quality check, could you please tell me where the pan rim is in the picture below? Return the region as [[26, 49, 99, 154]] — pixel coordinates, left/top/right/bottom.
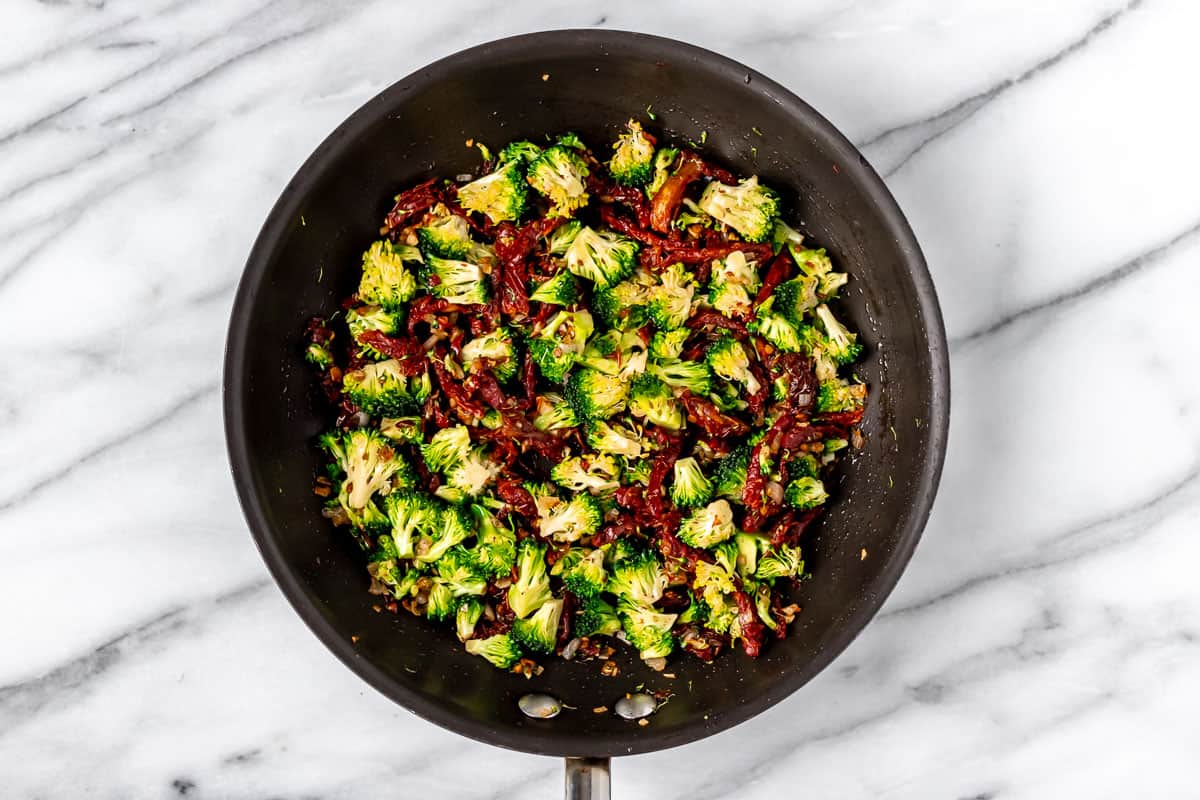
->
[[223, 27, 950, 758]]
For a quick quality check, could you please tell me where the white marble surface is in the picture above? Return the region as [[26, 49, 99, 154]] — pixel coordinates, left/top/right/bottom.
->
[[3, 0, 1198, 796]]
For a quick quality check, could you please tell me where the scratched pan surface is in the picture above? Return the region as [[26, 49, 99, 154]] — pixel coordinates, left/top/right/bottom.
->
[[224, 30, 949, 758]]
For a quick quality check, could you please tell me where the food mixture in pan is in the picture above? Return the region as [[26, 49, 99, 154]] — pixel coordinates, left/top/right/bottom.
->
[[304, 121, 867, 674]]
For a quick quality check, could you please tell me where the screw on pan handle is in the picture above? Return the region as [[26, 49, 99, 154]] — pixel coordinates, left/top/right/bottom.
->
[[564, 757, 611, 800]]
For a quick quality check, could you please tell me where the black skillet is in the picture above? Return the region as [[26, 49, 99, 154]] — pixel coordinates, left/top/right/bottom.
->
[[224, 30, 949, 798]]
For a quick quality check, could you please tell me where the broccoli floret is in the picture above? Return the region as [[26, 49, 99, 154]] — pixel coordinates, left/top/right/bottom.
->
[[545, 219, 582, 254], [623, 457, 653, 486], [499, 140, 542, 165], [416, 212, 492, 262], [359, 240, 421, 310], [608, 119, 655, 186], [602, 537, 645, 567], [379, 416, 422, 444], [824, 437, 849, 455], [512, 597, 564, 654], [425, 580, 456, 621], [465, 633, 523, 669], [608, 549, 667, 606], [456, 597, 484, 642], [750, 581, 778, 630], [469, 504, 517, 577], [791, 246, 848, 299], [816, 380, 867, 413], [676, 197, 712, 230], [771, 277, 819, 326], [444, 448, 501, 500], [305, 342, 334, 369], [366, 557, 412, 596], [532, 393, 578, 432], [592, 279, 650, 330], [712, 443, 749, 500], [422, 254, 490, 306], [564, 226, 639, 289], [526, 144, 590, 217], [707, 250, 761, 319], [508, 538, 554, 619], [437, 546, 488, 596], [460, 326, 518, 382], [692, 560, 737, 634], [697, 175, 780, 243], [421, 425, 472, 473], [417, 505, 473, 563], [342, 359, 431, 416], [669, 457, 714, 510], [346, 305, 403, 359], [750, 297, 803, 353], [677, 499, 736, 548], [733, 532, 761, 578], [676, 590, 708, 625], [556, 132, 586, 150], [713, 539, 739, 575], [529, 269, 579, 306], [321, 428, 405, 513], [784, 476, 829, 510], [584, 420, 644, 458], [646, 147, 679, 198], [457, 160, 528, 224], [772, 219, 806, 253], [561, 549, 607, 598], [575, 595, 622, 637], [756, 543, 805, 581], [789, 453, 821, 479], [617, 598, 677, 660], [814, 304, 862, 365], [705, 337, 762, 396], [565, 368, 628, 420], [627, 374, 683, 430], [383, 491, 440, 558], [649, 328, 688, 360], [648, 359, 712, 396], [578, 329, 648, 381], [528, 308, 594, 382], [537, 493, 602, 542], [647, 263, 696, 329], [550, 453, 622, 495]]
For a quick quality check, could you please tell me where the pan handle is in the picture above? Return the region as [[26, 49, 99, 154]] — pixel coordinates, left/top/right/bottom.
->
[[564, 757, 610, 800]]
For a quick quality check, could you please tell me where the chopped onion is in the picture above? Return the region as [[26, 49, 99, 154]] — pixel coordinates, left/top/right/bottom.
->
[[562, 637, 582, 661]]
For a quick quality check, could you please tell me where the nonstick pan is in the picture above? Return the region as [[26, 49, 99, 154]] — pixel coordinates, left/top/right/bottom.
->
[[224, 30, 949, 798]]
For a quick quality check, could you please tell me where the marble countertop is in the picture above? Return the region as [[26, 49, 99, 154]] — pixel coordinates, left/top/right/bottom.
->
[[4, 0, 1198, 796]]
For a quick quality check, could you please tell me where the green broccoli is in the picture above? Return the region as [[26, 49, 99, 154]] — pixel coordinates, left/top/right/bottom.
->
[[617, 598, 677, 660], [565, 368, 628, 421], [498, 140, 542, 165], [528, 308, 594, 382], [608, 549, 667, 606], [465, 633, 522, 669], [712, 443, 749, 500], [706, 337, 762, 396], [676, 590, 708, 625], [564, 226, 639, 289], [814, 304, 862, 365], [305, 342, 335, 370], [526, 144, 590, 217], [508, 538, 554, 619], [469, 504, 517, 577], [584, 419, 644, 458], [550, 453, 622, 495], [460, 326, 518, 382], [791, 246, 848, 299], [750, 297, 804, 353], [529, 269, 579, 306], [425, 580, 456, 622], [417, 505, 473, 563], [608, 119, 655, 186], [342, 359, 432, 416], [733, 532, 761, 578], [646, 146, 679, 198], [382, 491, 440, 558], [816, 380, 867, 413], [416, 212, 492, 262], [422, 254, 490, 306], [770, 277, 819, 326], [784, 476, 829, 510], [647, 263, 696, 329], [627, 374, 683, 430], [444, 448, 501, 500], [697, 175, 780, 243], [772, 219, 806, 253], [649, 328, 688, 360], [578, 329, 648, 382], [677, 499, 736, 548], [751, 581, 778, 630], [756, 543, 804, 581], [713, 539, 739, 576], [436, 546, 488, 596], [378, 416, 422, 444], [456, 597, 484, 642], [537, 493, 602, 542], [544, 219, 582, 254], [623, 457, 654, 486], [676, 198, 712, 230], [359, 240, 421, 310], [575, 596, 622, 637], [421, 425, 472, 473], [648, 359, 712, 396], [692, 560, 737, 634], [513, 597, 564, 654], [670, 457, 714, 510], [532, 393, 579, 432], [789, 452, 821, 479], [591, 279, 649, 331], [457, 160, 528, 224], [320, 428, 405, 513], [707, 250, 762, 319], [561, 548, 607, 598]]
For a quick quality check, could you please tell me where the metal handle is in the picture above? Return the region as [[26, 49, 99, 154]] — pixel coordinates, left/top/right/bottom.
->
[[564, 757, 611, 800]]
